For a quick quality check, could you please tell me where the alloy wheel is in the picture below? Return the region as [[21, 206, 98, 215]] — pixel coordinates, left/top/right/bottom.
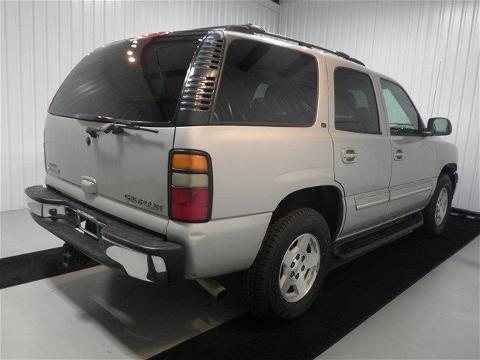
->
[[278, 233, 321, 302]]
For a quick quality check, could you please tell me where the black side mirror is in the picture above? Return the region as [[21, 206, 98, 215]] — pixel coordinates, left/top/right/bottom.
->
[[427, 117, 452, 136]]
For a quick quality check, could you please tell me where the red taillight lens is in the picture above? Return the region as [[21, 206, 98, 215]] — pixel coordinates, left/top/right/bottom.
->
[[169, 150, 211, 222], [171, 187, 209, 222]]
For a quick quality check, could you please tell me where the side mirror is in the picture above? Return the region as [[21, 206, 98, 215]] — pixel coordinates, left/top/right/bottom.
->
[[427, 117, 452, 136]]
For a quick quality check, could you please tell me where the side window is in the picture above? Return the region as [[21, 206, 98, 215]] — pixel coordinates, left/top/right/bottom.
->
[[212, 39, 318, 126], [380, 79, 420, 133], [334, 68, 380, 134]]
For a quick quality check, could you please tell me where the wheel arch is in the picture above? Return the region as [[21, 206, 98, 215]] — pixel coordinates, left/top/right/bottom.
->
[[270, 185, 344, 241], [440, 163, 457, 193]]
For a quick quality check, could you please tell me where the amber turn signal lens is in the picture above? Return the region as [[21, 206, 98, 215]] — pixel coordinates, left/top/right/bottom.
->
[[172, 153, 208, 172]]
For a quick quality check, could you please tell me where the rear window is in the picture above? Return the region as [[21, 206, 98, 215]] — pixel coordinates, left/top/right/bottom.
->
[[212, 39, 318, 126], [334, 68, 380, 134], [49, 35, 200, 124]]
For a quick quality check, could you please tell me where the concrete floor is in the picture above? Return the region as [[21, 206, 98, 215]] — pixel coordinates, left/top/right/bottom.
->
[[0, 266, 244, 359], [1, 209, 479, 359], [318, 237, 480, 359], [1, 209, 63, 257]]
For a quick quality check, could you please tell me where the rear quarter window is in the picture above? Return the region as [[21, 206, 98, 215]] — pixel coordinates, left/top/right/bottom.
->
[[212, 39, 318, 126]]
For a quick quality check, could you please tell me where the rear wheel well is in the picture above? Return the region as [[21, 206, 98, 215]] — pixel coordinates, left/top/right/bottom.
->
[[270, 186, 343, 240], [440, 163, 457, 193]]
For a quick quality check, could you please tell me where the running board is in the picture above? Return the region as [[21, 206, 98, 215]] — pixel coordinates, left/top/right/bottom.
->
[[333, 212, 424, 262]]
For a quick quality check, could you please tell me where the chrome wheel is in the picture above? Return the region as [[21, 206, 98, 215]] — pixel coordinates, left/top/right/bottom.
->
[[435, 187, 449, 226], [278, 233, 320, 303]]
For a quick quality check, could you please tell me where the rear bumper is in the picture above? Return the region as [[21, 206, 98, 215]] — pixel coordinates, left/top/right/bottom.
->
[[25, 185, 185, 283]]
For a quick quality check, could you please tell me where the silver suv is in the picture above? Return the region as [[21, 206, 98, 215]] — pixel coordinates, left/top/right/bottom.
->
[[25, 24, 458, 320]]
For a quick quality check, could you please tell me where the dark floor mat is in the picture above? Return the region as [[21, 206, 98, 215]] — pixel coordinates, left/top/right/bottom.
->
[[0, 247, 97, 289], [151, 216, 480, 360]]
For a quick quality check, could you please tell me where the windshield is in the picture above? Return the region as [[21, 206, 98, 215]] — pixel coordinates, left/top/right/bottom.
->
[[48, 34, 201, 124]]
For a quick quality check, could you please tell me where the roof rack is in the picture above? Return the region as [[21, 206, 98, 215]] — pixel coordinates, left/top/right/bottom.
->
[[183, 24, 365, 66], [254, 31, 365, 66]]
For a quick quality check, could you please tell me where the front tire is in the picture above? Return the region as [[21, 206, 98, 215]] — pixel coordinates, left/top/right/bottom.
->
[[422, 175, 453, 237], [242, 208, 330, 320]]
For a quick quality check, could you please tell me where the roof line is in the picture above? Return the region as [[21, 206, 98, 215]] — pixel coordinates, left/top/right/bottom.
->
[[180, 24, 365, 66]]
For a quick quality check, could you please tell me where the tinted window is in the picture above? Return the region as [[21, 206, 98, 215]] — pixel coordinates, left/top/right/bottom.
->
[[212, 39, 318, 126], [381, 80, 420, 133], [334, 68, 380, 134], [49, 35, 200, 123]]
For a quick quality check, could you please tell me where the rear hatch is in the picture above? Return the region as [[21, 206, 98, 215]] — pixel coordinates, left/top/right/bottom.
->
[[44, 33, 201, 224]]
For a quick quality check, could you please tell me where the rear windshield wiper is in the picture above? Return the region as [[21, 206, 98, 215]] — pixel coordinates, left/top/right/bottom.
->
[[84, 116, 159, 138]]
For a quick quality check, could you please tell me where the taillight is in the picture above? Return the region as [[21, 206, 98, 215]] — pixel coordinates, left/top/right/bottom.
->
[[169, 150, 211, 222]]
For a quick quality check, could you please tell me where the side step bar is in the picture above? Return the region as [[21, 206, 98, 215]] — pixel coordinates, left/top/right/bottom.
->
[[333, 212, 424, 263]]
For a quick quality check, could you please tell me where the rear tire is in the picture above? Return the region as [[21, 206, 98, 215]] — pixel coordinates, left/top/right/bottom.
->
[[422, 175, 453, 237], [242, 208, 330, 320]]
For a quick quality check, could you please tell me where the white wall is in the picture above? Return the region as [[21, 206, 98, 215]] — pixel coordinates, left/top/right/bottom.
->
[[0, 0, 279, 211], [280, 0, 479, 212]]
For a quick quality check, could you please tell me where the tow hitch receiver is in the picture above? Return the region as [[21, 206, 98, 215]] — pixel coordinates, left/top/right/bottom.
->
[[62, 244, 97, 269]]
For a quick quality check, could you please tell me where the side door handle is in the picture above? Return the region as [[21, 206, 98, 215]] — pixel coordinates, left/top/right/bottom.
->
[[393, 148, 404, 161], [342, 148, 357, 164], [81, 175, 97, 194]]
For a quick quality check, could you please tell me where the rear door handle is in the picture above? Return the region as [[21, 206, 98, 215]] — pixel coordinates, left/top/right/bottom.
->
[[393, 148, 404, 161], [342, 148, 357, 164]]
